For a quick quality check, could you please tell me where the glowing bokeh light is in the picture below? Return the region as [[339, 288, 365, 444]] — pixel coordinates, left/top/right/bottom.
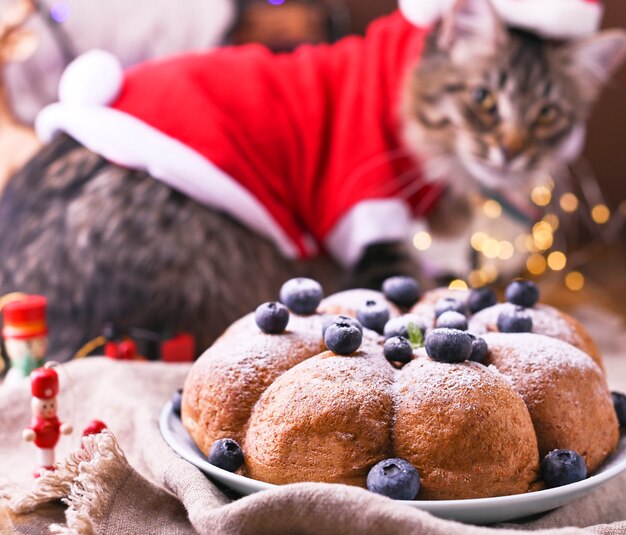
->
[[449, 279, 468, 291], [542, 214, 560, 231], [483, 200, 502, 219], [483, 265, 498, 283], [547, 251, 567, 271], [531, 186, 552, 207], [471, 232, 488, 251], [482, 238, 502, 259], [498, 241, 514, 260], [468, 270, 487, 288], [526, 254, 547, 275], [591, 204, 611, 225], [559, 193, 579, 213], [565, 272, 585, 292], [532, 221, 554, 251], [413, 231, 432, 251]]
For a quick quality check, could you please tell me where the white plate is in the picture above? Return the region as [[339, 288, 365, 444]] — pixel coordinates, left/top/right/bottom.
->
[[160, 402, 626, 524]]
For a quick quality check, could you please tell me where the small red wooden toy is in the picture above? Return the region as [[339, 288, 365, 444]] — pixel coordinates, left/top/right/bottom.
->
[[2, 295, 48, 383], [82, 419, 108, 438], [22, 367, 73, 477]]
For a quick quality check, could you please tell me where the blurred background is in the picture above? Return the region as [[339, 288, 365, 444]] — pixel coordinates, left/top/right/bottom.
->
[[1, 0, 625, 371]]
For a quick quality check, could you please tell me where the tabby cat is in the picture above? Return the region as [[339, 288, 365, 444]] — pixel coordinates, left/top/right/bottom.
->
[[0, 0, 624, 360]]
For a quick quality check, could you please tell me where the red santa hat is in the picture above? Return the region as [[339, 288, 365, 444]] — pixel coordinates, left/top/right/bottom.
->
[[399, 0, 604, 40], [30, 367, 59, 400]]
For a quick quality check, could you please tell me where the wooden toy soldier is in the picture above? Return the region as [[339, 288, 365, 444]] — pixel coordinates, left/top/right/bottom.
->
[[2, 295, 48, 383], [22, 366, 73, 477]]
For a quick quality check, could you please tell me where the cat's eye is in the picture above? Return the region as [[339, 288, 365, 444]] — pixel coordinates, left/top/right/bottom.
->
[[472, 87, 497, 114], [537, 104, 560, 125]]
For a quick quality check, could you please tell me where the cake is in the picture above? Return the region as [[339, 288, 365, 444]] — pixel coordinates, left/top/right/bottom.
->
[[181, 277, 621, 500]]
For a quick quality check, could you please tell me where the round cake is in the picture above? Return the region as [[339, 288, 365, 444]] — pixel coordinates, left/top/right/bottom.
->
[[181, 278, 621, 500]]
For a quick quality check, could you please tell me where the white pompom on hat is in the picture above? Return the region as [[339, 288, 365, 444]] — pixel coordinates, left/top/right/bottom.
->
[[399, 0, 604, 40]]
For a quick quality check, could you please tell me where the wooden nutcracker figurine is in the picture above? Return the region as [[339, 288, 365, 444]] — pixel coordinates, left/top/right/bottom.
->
[[22, 366, 73, 477], [2, 295, 48, 383]]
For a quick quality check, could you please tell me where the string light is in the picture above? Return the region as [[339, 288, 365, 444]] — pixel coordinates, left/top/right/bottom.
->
[[413, 231, 432, 251], [468, 270, 487, 288], [547, 251, 567, 271], [483, 200, 502, 219], [482, 265, 498, 283], [531, 186, 552, 207], [482, 238, 502, 259], [526, 254, 547, 275], [498, 241, 514, 260], [591, 204, 611, 225], [542, 214, 559, 231], [471, 232, 488, 251], [449, 279, 468, 291], [559, 193, 579, 213], [565, 272, 585, 292], [532, 221, 554, 251]]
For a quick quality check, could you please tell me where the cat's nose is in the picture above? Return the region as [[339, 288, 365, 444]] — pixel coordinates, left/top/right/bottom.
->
[[500, 129, 527, 164], [502, 145, 523, 163]]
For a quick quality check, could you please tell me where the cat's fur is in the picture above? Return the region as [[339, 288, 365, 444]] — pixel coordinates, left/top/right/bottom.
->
[[0, 0, 624, 360]]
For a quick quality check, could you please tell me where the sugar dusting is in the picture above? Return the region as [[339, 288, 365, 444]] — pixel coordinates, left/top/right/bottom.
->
[[482, 332, 601, 385], [470, 303, 579, 343]]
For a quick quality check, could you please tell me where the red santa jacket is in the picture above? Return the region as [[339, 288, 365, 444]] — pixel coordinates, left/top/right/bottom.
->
[[28, 416, 61, 449], [36, 11, 441, 267]]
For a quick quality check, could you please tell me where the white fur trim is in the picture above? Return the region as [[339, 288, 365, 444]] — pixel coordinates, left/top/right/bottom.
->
[[491, 0, 603, 39], [399, 0, 453, 28], [400, 0, 603, 39], [325, 200, 412, 268], [59, 50, 124, 106], [36, 103, 302, 260]]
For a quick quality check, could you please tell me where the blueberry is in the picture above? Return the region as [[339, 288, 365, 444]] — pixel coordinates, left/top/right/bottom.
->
[[366, 458, 421, 500], [468, 334, 488, 364], [255, 302, 290, 334], [434, 297, 467, 318], [425, 328, 473, 363], [468, 287, 498, 314], [279, 278, 324, 315], [383, 315, 426, 341], [505, 280, 540, 308], [497, 306, 533, 333], [541, 450, 587, 488], [435, 311, 468, 331], [383, 336, 414, 364], [172, 389, 183, 417], [612, 392, 626, 427], [208, 438, 244, 472], [324, 321, 363, 355], [356, 300, 390, 334], [322, 315, 363, 337], [382, 276, 421, 308]]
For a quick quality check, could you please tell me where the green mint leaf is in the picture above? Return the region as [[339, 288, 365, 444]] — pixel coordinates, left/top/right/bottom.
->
[[407, 322, 424, 349]]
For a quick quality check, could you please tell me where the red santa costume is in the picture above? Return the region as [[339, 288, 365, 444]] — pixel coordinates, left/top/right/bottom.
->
[[36, 0, 602, 267]]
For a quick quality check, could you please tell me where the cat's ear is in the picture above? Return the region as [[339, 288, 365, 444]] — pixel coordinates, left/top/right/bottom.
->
[[438, 0, 505, 60], [562, 30, 626, 102]]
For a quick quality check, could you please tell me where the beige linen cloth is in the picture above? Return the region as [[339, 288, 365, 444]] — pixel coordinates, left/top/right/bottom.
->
[[0, 353, 624, 535]]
